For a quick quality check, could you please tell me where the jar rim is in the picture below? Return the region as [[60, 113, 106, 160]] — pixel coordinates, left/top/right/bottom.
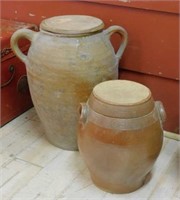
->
[[40, 15, 104, 36]]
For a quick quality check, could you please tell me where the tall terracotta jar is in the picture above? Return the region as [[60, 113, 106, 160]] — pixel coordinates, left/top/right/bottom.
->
[[78, 80, 166, 193], [10, 15, 128, 150]]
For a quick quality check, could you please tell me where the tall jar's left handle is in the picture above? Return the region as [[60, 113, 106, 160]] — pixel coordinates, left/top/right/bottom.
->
[[11, 29, 36, 64]]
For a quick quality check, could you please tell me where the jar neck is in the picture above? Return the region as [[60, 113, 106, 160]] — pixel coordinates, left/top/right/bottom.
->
[[86, 106, 161, 131], [40, 28, 103, 38]]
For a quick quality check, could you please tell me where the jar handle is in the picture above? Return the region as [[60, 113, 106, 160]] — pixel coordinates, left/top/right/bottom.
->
[[10, 29, 36, 64], [104, 25, 128, 61], [155, 101, 166, 123], [79, 103, 89, 125]]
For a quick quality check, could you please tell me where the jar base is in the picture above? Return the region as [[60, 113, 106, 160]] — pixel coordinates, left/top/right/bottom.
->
[[91, 174, 147, 194], [45, 135, 79, 151]]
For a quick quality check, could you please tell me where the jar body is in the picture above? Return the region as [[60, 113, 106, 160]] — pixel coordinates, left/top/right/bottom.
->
[[78, 107, 163, 193], [26, 31, 118, 150]]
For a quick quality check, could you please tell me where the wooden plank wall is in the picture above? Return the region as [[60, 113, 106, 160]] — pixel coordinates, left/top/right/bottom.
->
[[1, 0, 179, 133]]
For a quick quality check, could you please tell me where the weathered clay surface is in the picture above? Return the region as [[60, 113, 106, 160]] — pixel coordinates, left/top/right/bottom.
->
[[27, 32, 118, 150], [11, 16, 128, 150]]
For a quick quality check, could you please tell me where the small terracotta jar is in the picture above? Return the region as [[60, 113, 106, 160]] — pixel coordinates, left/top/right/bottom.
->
[[78, 80, 166, 193]]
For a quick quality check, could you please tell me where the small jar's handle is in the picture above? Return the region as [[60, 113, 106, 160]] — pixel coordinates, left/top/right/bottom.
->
[[79, 103, 89, 125], [10, 29, 37, 64], [104, 25, 128, 61], [155, 101, 166, 123]]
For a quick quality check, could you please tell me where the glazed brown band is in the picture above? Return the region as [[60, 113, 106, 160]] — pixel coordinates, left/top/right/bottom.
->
[[87, 107, 161, 131]]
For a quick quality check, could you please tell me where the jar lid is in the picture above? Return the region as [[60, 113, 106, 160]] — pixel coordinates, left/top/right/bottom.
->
[[93, 80, 151, 106], [88, 80, 154, 118], [40, 15, 104, 35]]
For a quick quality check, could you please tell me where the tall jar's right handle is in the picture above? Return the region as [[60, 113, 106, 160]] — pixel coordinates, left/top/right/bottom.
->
[[104, 25, 128, 61]]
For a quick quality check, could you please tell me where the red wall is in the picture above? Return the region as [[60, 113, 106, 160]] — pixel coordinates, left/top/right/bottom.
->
[[1, 1, 179, 133]]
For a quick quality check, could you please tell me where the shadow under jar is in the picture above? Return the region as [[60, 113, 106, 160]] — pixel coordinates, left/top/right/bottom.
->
[[78, 80, 166, 193]]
